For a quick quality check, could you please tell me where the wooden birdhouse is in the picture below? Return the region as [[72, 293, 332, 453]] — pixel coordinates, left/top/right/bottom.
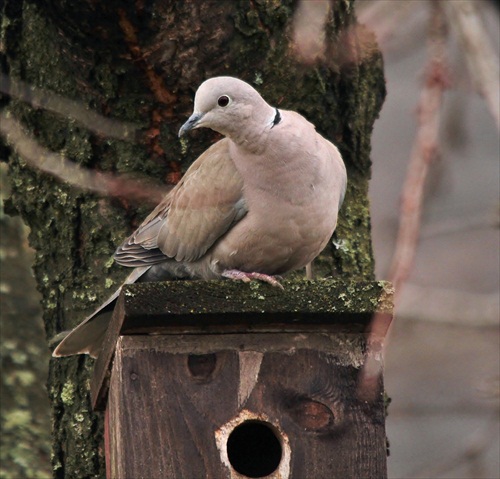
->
[[91, 279, 393, 479]]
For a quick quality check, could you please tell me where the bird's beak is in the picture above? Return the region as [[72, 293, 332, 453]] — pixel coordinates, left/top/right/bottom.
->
[[178, 112, 204, 137]]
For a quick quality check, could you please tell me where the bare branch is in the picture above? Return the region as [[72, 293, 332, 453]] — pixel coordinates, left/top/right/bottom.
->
[[291, 0, 330, 64], [291, 0, 382, 68], [444, 0, 500, 131], [388, 3, 451, 295], [0, 73, 140, 141], [358, 3, 451, 400], [357, 0, 424, 53], [0, 110, 168, 206]]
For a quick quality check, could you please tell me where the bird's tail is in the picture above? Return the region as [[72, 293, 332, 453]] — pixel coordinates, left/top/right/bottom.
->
[[52, 266, 151, 358]]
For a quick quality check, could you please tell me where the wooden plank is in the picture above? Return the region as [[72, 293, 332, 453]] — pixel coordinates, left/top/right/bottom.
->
[[91, 294, 126, 410], [92, 279, 393, 410], [116, 279, 393, 324], [106, 334, 386, 478], [117, 333, 367, 367]]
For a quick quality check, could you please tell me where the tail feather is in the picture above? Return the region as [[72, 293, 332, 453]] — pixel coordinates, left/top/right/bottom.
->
[[52, 311, 112, 358], [52, 266, 151, 358]]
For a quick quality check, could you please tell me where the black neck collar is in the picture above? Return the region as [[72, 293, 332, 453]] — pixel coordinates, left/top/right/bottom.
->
[[271, 108, 281, 128]]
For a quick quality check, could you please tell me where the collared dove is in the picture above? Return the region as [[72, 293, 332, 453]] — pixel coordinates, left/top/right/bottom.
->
[[53, 76, 347, 358]]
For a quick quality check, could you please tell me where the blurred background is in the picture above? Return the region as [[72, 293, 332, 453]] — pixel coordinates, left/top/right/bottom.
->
[[1, 1, 499, 478], [360, 1, 499, 477]]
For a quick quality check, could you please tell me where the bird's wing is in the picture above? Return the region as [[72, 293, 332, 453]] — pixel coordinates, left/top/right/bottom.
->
[[114, 138, 247, 266]]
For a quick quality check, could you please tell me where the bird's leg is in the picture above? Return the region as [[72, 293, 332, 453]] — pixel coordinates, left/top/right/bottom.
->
[[305, 262, 313, 279], [222, 270, 284, 289]]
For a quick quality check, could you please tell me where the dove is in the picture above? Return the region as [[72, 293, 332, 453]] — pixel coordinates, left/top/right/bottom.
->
[[53, 76, 347, 358]]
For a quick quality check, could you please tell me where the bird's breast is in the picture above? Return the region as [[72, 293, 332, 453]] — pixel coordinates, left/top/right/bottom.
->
[[210, 178, 338, 275], [214, 115, 344, 275]]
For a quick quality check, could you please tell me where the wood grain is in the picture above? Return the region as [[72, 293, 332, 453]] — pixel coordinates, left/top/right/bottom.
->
[[106, 335, 386, 478]]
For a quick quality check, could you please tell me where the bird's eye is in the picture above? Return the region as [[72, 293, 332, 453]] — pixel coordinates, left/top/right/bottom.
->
[[217, 95, 230, 107]]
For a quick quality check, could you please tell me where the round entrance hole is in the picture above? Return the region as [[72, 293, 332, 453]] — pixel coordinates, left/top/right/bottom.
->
[[226, 420, 282, 478]]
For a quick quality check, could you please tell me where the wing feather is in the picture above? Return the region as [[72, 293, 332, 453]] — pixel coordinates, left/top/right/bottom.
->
[[114, 139, 247, 267]]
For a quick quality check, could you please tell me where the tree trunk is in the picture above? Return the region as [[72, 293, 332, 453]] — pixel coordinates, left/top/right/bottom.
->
[[1, 0, 385, 477]]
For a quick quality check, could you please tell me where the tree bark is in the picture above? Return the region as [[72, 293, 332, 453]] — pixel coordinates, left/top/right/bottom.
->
[[1, 0, 385, 477]]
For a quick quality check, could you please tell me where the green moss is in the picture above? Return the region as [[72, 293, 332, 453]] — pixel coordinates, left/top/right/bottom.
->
[[60, 381, 76, 406], [122, 278, 393, 316]]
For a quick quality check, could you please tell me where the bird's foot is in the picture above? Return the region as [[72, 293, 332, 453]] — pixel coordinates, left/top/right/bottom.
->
[[222, 270, 284, 289]]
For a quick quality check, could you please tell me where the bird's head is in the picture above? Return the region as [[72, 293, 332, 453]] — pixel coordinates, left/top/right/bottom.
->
[[178, 77, 275, 140]]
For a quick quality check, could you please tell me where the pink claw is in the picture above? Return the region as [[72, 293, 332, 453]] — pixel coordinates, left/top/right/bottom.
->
[[222, 270, 284, 289]]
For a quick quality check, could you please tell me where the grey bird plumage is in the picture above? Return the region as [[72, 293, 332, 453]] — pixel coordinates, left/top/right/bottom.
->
[[53, 76, 347, 358]]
